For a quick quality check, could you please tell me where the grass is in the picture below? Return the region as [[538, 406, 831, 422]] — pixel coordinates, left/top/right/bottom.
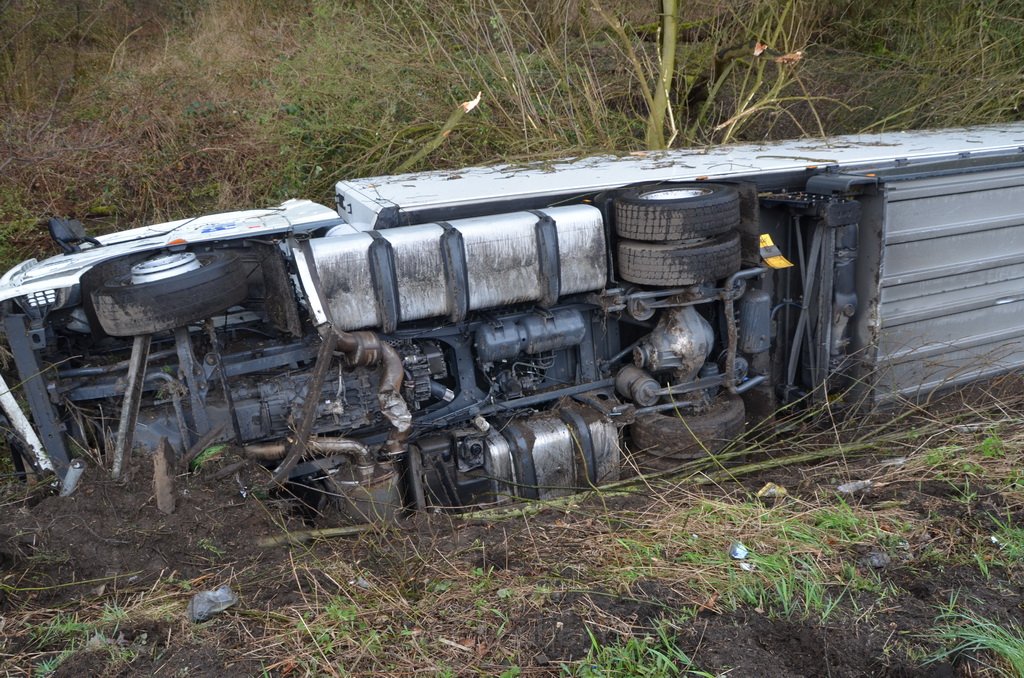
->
[[2, 1, 1023, 269], [0, 379, 1022, 674], [989, 513, 1024, 562], [570, 620, 712, 677], [825, 0, 1024, 131], [30, 612, 93, 650], [927, 596, 1024, 677], [23, 605, 137, 676]]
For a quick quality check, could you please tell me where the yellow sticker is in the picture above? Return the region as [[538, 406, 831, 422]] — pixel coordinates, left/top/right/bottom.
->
[[758, 233, 794, 269], [763, 255, 793, 269]]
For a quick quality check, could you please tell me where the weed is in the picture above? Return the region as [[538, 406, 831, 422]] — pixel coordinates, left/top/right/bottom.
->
[[34, 651, 75, 677], [191, 444, 228, 471], [812, 500, 870, 542], [924, 446, 959, 468], [471, 565, 497, 593], [31, 612, 92, 648], [973, 552, 991, 580], [729, 552, 841, 621], [197, 537, 225, 557], [27, 611, 99, 676], [99, 602, 129, 627], [977, 434, 1005, 459], [615, 537, 664, 576], [839, 560, 883, 593], [989, 513, 1024, 561], [427, 579, 454, 594], [324, 599, 359, 625], [927, 596, 1024, 677], [949, 481, 979, 506], [569, 621, 711, 677]]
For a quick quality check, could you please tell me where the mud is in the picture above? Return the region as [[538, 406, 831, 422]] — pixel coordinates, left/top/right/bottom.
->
[[1, 446, 1021, 676]]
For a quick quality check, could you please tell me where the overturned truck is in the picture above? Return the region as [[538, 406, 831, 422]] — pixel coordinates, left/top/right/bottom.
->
[[3, 124, 1024, 518]]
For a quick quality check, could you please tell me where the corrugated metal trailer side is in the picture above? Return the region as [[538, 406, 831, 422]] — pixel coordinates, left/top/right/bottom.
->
[[856, 167, 1024, 405], [841, 161, 1024, 404]]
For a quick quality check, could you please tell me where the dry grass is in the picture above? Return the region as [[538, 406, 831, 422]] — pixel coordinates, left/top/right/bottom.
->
[[2, 0, 1022, 270], [2, 378, 1022, 675]]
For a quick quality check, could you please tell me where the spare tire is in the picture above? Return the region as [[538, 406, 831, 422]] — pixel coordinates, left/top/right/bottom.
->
[[91, 251, 249, 336], [630, 393, 745, 466], [617, 231, 741, 286], [615, 183, 740, 242]]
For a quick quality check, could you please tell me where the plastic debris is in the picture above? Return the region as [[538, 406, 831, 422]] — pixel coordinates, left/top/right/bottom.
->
[[186, 585, 238, 622], [349, 576, 371, 590], [990, 536, 1003, 548], [837, 479, 873, 495], [756, 482, 788, 499], [879, 457, 908, 467], [728, 542, 749, 560], [59, 459, 86, 497], [864, 550, 891, 569], [739, 562, 757, 572]]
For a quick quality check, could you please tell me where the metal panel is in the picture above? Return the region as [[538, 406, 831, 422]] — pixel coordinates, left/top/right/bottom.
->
[[385, 224, 450, 321], [874, 167, 1024, 402], [336, 124, 1024, 228]]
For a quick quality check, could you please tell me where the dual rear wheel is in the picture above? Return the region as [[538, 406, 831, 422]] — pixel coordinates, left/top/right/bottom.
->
[[614, 183, 743, 287], [613, 182, 747, 465]]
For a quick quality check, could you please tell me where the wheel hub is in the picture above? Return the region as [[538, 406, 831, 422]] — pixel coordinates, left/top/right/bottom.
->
[[130, 252, 201, 284], [640, 187, 712, 201]]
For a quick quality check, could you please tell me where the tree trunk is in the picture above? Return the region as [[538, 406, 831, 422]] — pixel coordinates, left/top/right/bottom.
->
[[646, 0, 678, 150]]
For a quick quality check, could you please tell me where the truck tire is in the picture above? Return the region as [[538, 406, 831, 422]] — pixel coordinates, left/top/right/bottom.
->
[[91, 251, 248, 336], [617, 231, 741, 286], [630, 393, 745, 465], [615, 183, 740, 242]]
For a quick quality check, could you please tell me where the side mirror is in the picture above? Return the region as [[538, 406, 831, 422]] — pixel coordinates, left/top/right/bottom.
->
[[48, 218, 102, 254]]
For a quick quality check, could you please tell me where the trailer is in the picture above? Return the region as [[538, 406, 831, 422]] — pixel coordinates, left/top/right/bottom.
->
[[2, 124, 1023, 519]]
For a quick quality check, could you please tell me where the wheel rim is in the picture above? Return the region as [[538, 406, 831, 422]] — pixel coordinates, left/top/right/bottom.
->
[[130, 252, 202, 284], [640, 187, 712, 201]]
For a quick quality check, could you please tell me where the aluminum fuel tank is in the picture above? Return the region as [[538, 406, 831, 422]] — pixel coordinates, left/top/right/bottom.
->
[[296, 205, 607, 331]]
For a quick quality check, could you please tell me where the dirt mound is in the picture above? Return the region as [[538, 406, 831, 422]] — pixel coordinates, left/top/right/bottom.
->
[[1, 461, 288, 606]]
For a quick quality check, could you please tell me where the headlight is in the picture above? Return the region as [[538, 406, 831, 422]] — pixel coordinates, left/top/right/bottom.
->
[[25, 289, 59, 308], [16, 286, 77, 318]]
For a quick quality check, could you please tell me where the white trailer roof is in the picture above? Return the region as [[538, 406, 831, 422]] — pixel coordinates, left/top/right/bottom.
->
[[336, 124, 1024, 228]]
